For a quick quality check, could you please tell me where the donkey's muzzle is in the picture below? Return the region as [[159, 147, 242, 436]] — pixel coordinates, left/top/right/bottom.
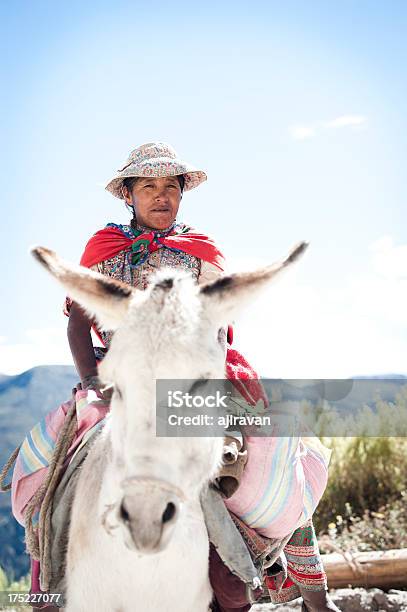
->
[[118, 477, 184, 553]]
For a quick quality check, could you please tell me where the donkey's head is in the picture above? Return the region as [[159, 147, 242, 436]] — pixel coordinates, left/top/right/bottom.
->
[[32, 241, 308, 553]]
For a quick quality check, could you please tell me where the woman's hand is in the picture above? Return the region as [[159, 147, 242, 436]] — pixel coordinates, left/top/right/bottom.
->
[[81, 374, 113, 402]]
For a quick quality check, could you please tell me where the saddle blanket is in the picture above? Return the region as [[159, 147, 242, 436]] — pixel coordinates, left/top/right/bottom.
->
[[11, 390, 330, 539]]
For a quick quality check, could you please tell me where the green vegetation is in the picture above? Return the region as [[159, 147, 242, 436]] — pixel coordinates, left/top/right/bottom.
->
[[0, 568, 31, 611], [315, 386, 407, 551], [0, 565, 30, 590]]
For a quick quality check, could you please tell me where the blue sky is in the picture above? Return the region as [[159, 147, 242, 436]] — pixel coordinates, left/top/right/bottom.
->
[[1, 1, 406, 376]]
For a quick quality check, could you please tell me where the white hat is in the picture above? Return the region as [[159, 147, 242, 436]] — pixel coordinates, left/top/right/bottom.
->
[[105, 142, 207, 199]]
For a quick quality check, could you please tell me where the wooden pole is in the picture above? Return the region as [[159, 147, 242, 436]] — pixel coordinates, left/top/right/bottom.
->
[[322, 548, 407, 590]]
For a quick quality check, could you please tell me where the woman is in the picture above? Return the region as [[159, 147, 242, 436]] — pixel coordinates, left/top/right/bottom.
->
[[68, 142, 338, 612], [13, 142, 338, 611], [67, 142, 226, 389]]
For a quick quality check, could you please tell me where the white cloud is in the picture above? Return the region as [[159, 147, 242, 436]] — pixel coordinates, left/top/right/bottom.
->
[[2, 238, 406, 379], [232, 279, 407, 378], [227, 238, 407, 378], [289, 114, 367, 140], [289, 125, 315, 141], [324, 114, 367, 129], [0, 327, 72, 375]]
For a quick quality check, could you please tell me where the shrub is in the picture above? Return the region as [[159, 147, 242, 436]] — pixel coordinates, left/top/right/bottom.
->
[[315, 436, 407, 534]]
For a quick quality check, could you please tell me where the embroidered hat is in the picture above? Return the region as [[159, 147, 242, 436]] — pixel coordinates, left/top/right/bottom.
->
[[105, 142, 207, 199]]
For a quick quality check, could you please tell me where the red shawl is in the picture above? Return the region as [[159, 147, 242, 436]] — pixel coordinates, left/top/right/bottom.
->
[[80, 225, 226, 271], [66, 223, 268, 409]]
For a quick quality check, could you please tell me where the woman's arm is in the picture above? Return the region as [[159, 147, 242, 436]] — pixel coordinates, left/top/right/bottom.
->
[[67, 300, 98, 384]]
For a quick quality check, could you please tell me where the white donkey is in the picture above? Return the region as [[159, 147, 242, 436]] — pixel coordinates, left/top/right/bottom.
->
[[32, 241, 308, 612]]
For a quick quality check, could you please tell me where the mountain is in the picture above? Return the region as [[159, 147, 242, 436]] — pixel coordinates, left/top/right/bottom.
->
[[0, 365, 79, 468], [0, 365, 77, 579]]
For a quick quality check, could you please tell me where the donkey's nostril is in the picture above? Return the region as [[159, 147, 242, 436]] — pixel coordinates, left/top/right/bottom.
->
[[162, 502, 176, 523], [120, 500, 130, 523]]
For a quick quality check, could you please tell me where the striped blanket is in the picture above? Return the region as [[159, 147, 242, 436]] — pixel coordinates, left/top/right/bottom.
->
[[11, 389, 109, 526], [12, 389, 330, 542], [224, 420, 331, 539]]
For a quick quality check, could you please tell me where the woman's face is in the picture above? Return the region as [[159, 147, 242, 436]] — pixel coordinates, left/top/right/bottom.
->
[[123, 176, 182, 230]]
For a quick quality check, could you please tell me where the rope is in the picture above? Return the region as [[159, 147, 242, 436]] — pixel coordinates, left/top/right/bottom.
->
[[0, 445, 21, 491], [24, 387, 79, 591]]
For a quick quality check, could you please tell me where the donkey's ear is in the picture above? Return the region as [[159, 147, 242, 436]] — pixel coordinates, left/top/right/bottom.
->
[[31, 246, 134, 330], [200, 241, 309, 324]]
